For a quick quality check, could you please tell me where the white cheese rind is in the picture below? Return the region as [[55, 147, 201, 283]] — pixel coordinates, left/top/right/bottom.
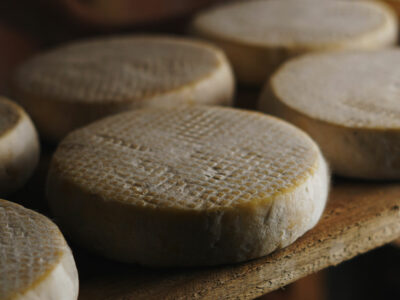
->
[[191, 0, 398, 84], [260, 49, 400, 179], [0, 98, 39, 195], [0, 200, 79, 300], [14, 36, 234, 141], [47, 106, 329, 266]]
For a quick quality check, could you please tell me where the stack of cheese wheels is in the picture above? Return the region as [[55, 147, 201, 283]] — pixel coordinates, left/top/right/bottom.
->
[[0, 199, 78, 300], [13, 36, 234, 141], [191, 0, 398, 85], [259, 49, 400, 179], [0, 97, 39, 195], [47, 106, 329, 267]]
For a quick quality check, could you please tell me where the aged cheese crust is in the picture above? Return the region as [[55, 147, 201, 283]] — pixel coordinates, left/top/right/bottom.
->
[[14, 35, 234, 141], [0, 97, 39, 195], [0, 200, 78, 300], [260, 49, 400, 179], [47, 106, 329, 267], [191, 0, 397, 85]]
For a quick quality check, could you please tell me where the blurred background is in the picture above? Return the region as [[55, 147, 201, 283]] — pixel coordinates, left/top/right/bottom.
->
[[1, 0, 399, 299]]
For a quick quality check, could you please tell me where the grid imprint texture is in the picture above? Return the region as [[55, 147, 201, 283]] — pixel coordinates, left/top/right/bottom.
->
[[15, 37, 220, 104], [272, 50, 400, 128], [194, 0, 387, 46], [53, 106, 318, 210], [0, 200, 66, 300]]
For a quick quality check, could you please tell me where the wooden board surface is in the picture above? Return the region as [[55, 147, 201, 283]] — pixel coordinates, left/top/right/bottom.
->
[[77, 181, 400, 300]]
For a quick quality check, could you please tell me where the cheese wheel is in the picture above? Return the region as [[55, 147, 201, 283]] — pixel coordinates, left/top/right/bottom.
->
[[13, 36, 234, 141], [191, 0, 397, 85], [0, 97, 39, 195], [259, 49, 400, 179], [47, 106, 329, 267], [0, 199, 79, 300]]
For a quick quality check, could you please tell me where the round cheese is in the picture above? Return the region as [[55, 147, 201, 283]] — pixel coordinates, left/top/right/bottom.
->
[[13, 35, 234, 141], [0, 97, 39, 195], [0, 199, 79, 300], [260, 49, 400, 179], [47, 106, 329, 267], [191, 0, 397, 85]]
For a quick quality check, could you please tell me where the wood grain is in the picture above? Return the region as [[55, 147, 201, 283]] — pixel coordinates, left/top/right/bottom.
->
[[78, 182, 400, 300]]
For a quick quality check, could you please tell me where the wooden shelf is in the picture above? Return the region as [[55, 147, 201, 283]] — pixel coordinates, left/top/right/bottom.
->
[[78, 181, 400, 300]]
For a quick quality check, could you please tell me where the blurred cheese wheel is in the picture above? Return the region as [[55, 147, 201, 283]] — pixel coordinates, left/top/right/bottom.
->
[[0, 97, 39, 195], [0, 199, 79, 300], [191, 0, 398, 85], [58, 0, 226, 27], [260, 49, 400, 179], [14, 35, 234, 142]]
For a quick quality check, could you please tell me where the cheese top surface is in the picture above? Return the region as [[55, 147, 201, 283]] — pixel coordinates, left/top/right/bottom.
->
[[193, 0, 392, 48], [52, 106, 319, 210], [0, 200, 66, 300], [15, 36, 222, 104], [0, 98, 20, 138], [271, 49, 400, 129]]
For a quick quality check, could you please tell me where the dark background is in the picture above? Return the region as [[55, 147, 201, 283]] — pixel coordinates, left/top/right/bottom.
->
[[2, 1, 400, 299]]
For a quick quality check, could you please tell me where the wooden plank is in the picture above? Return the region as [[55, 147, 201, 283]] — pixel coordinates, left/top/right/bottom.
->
[[78, 182, 400, 300]]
